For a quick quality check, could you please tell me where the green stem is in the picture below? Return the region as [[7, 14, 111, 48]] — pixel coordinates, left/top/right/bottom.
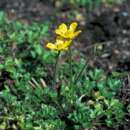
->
[[69, 48, 72, 86], [74, 60, 87, 84], [53, 51, 60, 87]]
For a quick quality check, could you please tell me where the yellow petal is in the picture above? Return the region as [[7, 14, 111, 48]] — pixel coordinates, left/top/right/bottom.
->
[[62, 40, 72, 50], [46, 43, 56, 50], [55, 23, 67, 35], [57, 44, 68, 51], [69, 22, 78, 32], [57, 44, 64, 50], [55, 38, 64, 45], [57, 40, 72, 51], [64, 32, 76, 39], [63, 40, 72, 48], [73, 30, 82, 38], [67, 33, 74, 39]]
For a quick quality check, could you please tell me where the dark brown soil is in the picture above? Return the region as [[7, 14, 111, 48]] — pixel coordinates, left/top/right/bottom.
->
[[82, 7, 130, 72]]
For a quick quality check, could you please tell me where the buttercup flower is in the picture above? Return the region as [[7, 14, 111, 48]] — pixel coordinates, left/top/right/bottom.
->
[[55, 22, 81, 39], [46, 37, 72, 51]]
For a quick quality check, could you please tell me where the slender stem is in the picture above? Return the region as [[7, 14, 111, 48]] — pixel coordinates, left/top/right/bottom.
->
[[53, 51, 60, 87], [69, 48, 72, 86], [74, 60, 87, 84]]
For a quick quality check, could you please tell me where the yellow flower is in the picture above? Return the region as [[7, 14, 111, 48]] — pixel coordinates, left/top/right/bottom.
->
[[55, 22, 81, 39], [46, 37, 72, 51]]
